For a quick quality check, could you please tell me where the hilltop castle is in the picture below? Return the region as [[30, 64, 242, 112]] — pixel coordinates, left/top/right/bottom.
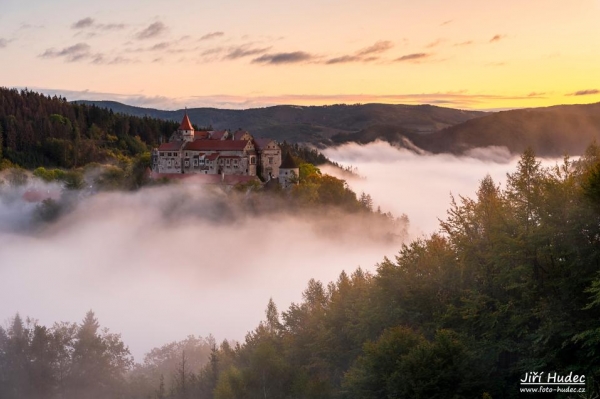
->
[[151, 112, 298, 187]]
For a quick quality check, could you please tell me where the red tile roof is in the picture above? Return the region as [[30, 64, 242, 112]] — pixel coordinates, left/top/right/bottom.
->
[[210, 130, 228, 140], [206, 153, 220, 161], [253, 138, 278, 151], [179, 112, 194, 131], [184, 140, 251, 151], [158, 141, 185, 151], [194, 131, 210, 140]]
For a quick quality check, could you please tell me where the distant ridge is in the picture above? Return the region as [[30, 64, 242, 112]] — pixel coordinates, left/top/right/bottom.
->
[[418, 102, 600, 156], [75, 100, 600, 156], [74, 101, 485, 145]]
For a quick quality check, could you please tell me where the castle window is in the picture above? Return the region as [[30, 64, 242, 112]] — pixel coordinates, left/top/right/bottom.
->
[[226, 159, 231, 165], [268, 157, 273, 164], [194, 160, 198, 166], [185, 161, 189, 167], [167, 160, 172, 166], [250, 157, 256, 165]]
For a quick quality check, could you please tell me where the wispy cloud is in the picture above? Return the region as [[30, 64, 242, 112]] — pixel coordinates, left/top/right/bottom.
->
[[72, 17, 126, 31], [567, 89, 599, 96], [440, 20, 453, 26], [0, 38, 9, 49], [72, 17, 94, 29], [425, 39, 443, 48], [394, 53, 431, 62], [454, 41, 473, 47], [527, 92, 546, 97], [326, 55, 363, 64], [135, 22, 167, 40], [40, 43, 92, 62], [326, 40, 393, 64], [200, 32, 224, 41], [490, 34, 506, 43], [40, 43, 136, 65], [21, 87, 543, 110], [252, 51, 315, 65], [356, 40, 394, 56], [224, 45, 271, 60]]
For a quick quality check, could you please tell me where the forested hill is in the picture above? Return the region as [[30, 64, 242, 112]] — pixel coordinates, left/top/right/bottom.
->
[[75, 100, 485, 144], [0, 88, 178, 168], [416, 102, 600, 156]]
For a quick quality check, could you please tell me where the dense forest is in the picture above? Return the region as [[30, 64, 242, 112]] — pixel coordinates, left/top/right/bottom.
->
[[2, 146, 600, 398], [0, 87, 179, 169]]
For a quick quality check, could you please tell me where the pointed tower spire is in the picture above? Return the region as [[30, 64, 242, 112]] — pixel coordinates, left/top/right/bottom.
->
[[179, 108, 194, 131]]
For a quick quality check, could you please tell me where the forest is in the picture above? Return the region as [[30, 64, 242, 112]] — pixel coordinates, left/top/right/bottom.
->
[[1, 88, 600, 397], [1, 145, 600, 398], [0, 87, 178, 169]]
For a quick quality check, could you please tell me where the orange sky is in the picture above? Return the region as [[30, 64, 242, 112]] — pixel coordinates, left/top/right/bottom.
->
[[1, 0, 599, 109]]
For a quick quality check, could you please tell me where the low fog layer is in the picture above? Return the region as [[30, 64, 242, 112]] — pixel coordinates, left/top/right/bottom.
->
[[0, 142, 564, 361], [0, 182, 399, 360], [323, 141, 563, 235]]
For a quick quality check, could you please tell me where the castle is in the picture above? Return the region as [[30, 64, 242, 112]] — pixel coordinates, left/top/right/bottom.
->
[[151, 112, 298, 187]]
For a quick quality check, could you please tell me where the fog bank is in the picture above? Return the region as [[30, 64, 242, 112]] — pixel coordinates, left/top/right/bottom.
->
[[323, 141, 563, 235], [0, 183, 400, 360]]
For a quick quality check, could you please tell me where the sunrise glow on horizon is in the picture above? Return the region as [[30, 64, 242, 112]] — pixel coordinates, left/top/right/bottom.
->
[[1, 0, 600, 110]]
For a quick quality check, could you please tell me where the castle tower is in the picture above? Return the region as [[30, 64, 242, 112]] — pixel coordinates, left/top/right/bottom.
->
[[179, 110, 195, 142], [279, 150, 299, 188]]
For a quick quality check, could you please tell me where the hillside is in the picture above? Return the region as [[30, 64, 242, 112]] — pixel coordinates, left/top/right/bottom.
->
[[75, 101, 485, 145], [0, 88, 178, 168], [418, 102, 600, 156]]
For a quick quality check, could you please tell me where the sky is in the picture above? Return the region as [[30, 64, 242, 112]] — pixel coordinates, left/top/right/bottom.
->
[[1, 0, 600, 110]]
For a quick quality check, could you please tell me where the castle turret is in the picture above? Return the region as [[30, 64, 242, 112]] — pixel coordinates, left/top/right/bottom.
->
[[279, 150, 299, 188], [179, 110, 195, 142]]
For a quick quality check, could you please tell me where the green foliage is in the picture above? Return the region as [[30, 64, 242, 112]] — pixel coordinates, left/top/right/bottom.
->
[[4, 145, 600, 399], [61, 170, 85, 190], [33, 166, 65, 182], [0, 87, 178, 169], [0, 311, 131, 399]]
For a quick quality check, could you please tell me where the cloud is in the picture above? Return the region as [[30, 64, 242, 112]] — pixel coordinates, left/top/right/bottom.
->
[[425, 39, 443, 48], [490, 34, 506, 43], [527, 92, 546, 97], [98, 23, 126, 31], [0, 38, 8, 49], [252, 51, 315, 65], [40, 43, 92, 62], [454, 41, 473, 47], [200, 31, 224, 41], [72, 17, 95, 29], [326, 55, 363, 64], [135, 22, 167, 40], [224, 45, 271, 60], [71, 17, 126, 33], [440, 20, 453, 26], [394, 52, 431, 62], [39, 43, 135, 64], [355, 40, 393, 56], [72, 17, 126, 32], [19, 86, 543, 111], [0, 180, 405, 359], [567, 89, 600, 96], [325, 40, 393, 64]]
